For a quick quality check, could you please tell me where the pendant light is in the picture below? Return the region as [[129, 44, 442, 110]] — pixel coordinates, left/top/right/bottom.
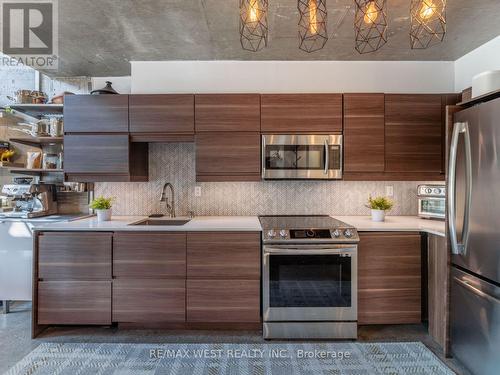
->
[[410, 0, 446, 49], [354, 0, 388, 54], [240, 0, 268, 52], [298, 0, 328, 53]]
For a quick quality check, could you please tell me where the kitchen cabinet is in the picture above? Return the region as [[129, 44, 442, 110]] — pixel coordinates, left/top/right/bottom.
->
[[187, 232, 260, 279], [113, 232, 186, 278], [261, 94, 343, 133], [38, 280, 111, 325], [358, 232, 422, 325], [187, 279, 260, 323], [186, 231, 261, 323], [195, 94, 260, 132], [343, 93, 385, 173], [38, 232, 112, 280], [113, 279, 185, 323], [195, 132, 261, 181], [64, 134, 148, 182], [427, 233, 448, 350], [385, 94, 443, 174], [64, 95, 129, 133], [129, 94, 195, 142]]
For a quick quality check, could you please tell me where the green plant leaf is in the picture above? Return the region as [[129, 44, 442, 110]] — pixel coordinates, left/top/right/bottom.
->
[[90, 196, 113, 210], [366, 195, 394, 211]]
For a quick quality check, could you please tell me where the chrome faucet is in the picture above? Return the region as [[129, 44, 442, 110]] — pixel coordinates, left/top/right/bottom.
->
[[160, 182, 176, 218]]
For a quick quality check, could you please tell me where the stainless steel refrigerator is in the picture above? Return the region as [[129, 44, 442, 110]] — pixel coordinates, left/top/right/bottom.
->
[[448, 96, 500, 375]]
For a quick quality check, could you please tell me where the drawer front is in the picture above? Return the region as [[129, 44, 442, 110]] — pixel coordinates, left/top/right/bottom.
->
[[64, 134, 130, 175], [113, 279, 186, 322], [64, 95, 129, 133], [358, 288, 421, 324], [195, 94, 260, 132], [187, 279, 260, 323], [187, 232, 260, 279], [38, 232, 112, 280], [113, 232, 186, 278], [38, 281, 111, 325], [129, 94, 194, 134]]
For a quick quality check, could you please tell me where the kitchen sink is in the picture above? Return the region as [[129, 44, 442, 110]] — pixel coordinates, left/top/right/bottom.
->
[[130, 218, 191, 226]]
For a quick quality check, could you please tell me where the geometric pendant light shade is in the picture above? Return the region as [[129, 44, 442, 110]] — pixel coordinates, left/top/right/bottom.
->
[[410, 0, 446, 49], [239, 0, 269, 52], [354, 0, 388, 54], [298, 0, 328, 53]]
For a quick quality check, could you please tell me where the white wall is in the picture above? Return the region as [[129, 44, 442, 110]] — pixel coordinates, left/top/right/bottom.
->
[[454, 36, 500, 92], [91, 76, 131, 94], [131, 61, 455, 94]]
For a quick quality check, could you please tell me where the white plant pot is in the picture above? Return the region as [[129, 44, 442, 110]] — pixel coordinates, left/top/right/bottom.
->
[[96, 209, 112, 222], [371, 209, 386, 222]]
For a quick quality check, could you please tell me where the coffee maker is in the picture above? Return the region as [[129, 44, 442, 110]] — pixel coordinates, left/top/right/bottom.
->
[[1, 183, 58, 218]]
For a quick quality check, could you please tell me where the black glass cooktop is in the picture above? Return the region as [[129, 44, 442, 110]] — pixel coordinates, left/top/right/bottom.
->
[[259, 215, 352, 230]]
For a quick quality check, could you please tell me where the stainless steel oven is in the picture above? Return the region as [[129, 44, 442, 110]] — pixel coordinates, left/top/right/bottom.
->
[[262, 134, 342, 180], [417, 184, 446, 220], [262, 243, 357, 339]]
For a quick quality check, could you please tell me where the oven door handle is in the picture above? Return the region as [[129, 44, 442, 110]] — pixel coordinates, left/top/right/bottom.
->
[[264, 247, 356, 255], [324, 140, 329, 174]]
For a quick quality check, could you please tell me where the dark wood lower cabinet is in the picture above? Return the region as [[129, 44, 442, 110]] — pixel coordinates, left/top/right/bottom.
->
[[358, 232, 422, 325], [38, 281, 111, 325], [187, 279, 261, 323], [113, 279, 186, 322], [427, 234, 448, 350]]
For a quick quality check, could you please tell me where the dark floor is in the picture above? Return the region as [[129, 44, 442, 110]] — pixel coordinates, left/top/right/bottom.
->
[[0, 302, 469, 375]]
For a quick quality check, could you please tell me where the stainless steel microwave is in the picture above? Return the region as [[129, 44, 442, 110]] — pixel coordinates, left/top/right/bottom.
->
[[262, 134, 342, 180]]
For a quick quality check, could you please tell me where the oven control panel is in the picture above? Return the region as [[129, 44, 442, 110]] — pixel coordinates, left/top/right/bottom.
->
[[263, 228, 359, 242]]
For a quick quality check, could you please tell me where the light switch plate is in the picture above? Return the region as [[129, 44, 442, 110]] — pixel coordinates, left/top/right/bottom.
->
[[385, 185, 394, 197], [194, 186, 202, 197]]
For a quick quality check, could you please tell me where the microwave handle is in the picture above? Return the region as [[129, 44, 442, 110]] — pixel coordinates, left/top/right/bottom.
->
[[261, 135, 266, 179], [324, 140, 329, 174]]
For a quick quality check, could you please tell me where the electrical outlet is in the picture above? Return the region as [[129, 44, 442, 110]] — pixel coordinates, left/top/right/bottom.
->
[[194, 186, 202, 197], [385, 185, 394, 197]]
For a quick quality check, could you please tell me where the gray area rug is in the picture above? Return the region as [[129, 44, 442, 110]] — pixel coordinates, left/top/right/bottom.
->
[[4, 342, 453, 375]]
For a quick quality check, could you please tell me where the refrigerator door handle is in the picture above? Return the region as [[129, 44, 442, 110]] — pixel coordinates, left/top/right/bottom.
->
[[448, 122, 472, 255], [453, 277, 500, 304]]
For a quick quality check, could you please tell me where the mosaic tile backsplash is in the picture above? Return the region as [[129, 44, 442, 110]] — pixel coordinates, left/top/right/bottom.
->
[[95, 143, 437, 217]]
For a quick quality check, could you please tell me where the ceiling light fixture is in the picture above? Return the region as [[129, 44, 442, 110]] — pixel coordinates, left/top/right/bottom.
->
[[298, 0, 328, 53], [240, 0, 268, 52], [410, 0, 446, 49], [354, 0, 388, 54]]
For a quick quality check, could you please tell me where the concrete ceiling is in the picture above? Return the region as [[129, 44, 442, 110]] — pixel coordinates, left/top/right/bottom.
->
[[53, 0, 500, 76]]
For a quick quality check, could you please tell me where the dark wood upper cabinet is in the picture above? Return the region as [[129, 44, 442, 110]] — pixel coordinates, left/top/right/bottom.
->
[[343, 93, 385, 172], [64, 134, 148, 182], [64, 95, 129, 133], [195, 132, 261, 181], [385, 94, 443, 173], [261, 94, 342, 133], [194, 94, 260, 132], [129, 94, 194, 141]]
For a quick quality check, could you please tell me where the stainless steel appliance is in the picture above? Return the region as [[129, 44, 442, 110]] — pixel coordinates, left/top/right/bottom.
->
[[448, 96, 500, 375], [260, 215, 359, 339], [417, 184, 446, 220], [1, 183, 58, 218], [262, 134, 342, 180]]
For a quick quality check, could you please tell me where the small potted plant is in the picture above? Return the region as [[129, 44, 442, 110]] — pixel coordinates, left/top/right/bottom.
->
[[366, 196, 394, 222], [90, 196, 114, 222]]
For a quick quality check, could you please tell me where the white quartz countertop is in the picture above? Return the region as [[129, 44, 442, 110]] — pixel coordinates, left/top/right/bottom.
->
[[334, 216, 446, 237], [33, 215, 263, 232]]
